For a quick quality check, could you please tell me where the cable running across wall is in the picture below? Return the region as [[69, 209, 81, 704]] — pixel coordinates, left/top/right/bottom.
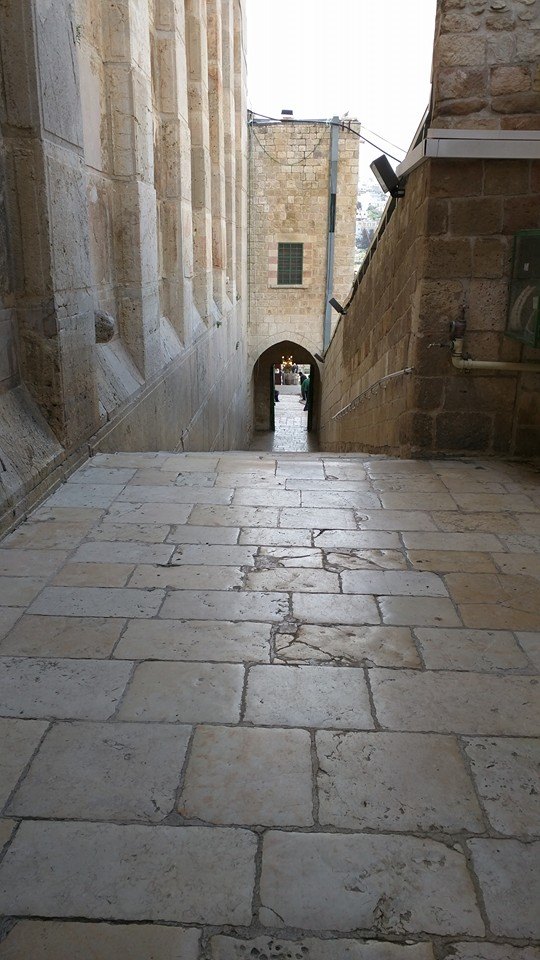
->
[[250, 126, 327, 166], [249, 111, 403, 163]]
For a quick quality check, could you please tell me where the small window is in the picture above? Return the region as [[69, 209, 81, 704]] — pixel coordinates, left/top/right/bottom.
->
[[277, 243, 303, 285]]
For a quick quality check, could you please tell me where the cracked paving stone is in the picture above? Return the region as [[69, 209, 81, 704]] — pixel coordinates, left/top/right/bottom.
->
[[0, 921, 201, 959], [370, 670, 540, 735], [179, 726, 313, 826], [0, 821, 256, 925], [463, 738, 540, 837], [468, 839, 540, 938], [160, 590, 289, 622], [245, 567, 340, 593], [326, 549, 408, 570], [209, 935, 436, 958], [259, 831, 484, 934], [7, 721, 191, 822], [275, 624, 420, 668], [259, 546, 323, 567], [244, 665, 374, 729], [316, 731, 483, 832]]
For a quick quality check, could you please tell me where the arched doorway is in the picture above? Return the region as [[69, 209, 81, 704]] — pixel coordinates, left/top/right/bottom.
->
[[250, 340, 321, 452]]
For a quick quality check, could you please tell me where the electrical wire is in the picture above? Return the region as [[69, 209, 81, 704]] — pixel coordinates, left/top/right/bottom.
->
[[250, 125, 327, 166], [360, 126, 406, 155], [248, 111, 403, 162]]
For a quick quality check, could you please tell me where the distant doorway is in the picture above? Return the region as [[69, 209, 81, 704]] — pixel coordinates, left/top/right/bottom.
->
[[250, 341, 320, 452]]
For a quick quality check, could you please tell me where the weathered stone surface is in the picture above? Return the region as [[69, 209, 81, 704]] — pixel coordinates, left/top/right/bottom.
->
[[28, 586, 165, 618], [0, 657, 132, 720], [293, 593, 380, 625], [94, 310, 116, 343], [446, 945, 540, 960], [179, 726, 313, 826], [160, 589, 289, 622], [259, 832, 484, 934], [246, 567, 340, 593], [244, 665, 374, 729], [416, 628, 528, 671], [370, 670, 540, 735], [0, 821, 256, 924], [115, 619, 270, 662], [0, 615, 124, 658], [8, 722, 191, 822], [275, 624, 420, 667], [0, 606, 22, 640], [468, 839, 540, 937], [0, 922, 201, 960], [118, 661, 244, 723], [316, 731, 483, 832], [464, 738, 540, 837], [0, 718, 48, 808], [129, 563, 244, 590], [209, 936, 435, 959], [341, 570, 447, 596]]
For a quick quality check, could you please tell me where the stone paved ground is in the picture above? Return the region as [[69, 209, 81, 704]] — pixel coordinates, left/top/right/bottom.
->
[[0, 451, 539, 960], [249, 385, 319, 452]]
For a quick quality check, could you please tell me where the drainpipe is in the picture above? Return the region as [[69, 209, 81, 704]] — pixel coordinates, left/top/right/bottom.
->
[[323, 117, 339, 352], [450, 320, 540, 373]]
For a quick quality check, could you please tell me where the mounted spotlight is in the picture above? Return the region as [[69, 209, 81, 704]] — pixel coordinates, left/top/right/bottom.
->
[[329, 297, 347, 315], [370, 155, 405, 198]]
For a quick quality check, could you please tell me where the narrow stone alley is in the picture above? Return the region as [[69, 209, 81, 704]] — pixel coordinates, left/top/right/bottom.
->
[[0, 451, 539, 959]]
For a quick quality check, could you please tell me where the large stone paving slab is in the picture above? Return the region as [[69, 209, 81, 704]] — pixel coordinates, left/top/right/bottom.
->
[[316, 731, 483, 832], [0, 658, 132, 720], [7, 722, 191, 822], [370, 669, 540, 735], [244, 665, 374, 729], [28, 586, 165, 619], [468, 839, 540, 938], [0, 615, 124, 658], [209, 936, 435, 958], [115, 619, 271, 662], [464, 738, 540, 838], [415, 628, 529, 672], [0, 821, 256, 924], [275, 624, 420, 667], [259, 832, 484, 934], [118, 662, 244, 723], [0, 718, 48, 807], [179, 726, 313, 826], [0, 921, 201, 960], [160, 590, 289, 622], [444, 945, 540, 959]]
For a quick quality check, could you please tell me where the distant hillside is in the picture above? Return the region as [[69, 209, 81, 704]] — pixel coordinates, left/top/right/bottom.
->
[[355, 180, 387, 269]]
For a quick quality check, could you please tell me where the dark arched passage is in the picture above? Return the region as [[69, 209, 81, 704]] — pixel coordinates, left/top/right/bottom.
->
[[251, 340, 321, 448]]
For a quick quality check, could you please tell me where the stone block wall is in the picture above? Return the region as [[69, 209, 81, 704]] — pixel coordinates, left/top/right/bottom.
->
[[320, 0, 540, 458], [0, 0, 249, 534], [248, 121, 359, 367]]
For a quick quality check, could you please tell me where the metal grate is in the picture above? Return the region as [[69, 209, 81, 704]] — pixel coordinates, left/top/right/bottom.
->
[[277, 243, 303, 285]]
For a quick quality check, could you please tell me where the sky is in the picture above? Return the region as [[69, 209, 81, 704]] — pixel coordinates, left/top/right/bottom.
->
[[245, 0, 438, 182]]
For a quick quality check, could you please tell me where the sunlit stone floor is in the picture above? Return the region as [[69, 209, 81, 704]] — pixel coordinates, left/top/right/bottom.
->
[[0, 451, 539, 959], [249, 386, 319, 452]]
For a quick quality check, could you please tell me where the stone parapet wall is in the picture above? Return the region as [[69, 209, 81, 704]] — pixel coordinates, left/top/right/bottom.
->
[[320, 155, 540, 457], [0, 0, 249, 534]]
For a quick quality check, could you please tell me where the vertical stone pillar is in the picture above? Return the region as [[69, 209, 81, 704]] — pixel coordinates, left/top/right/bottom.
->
[[0, 0, 98, 445], [185, 0, 213, 321], [153, 0, 195, 341], [234, 0, 248, 304], [221, 0, 237, 301], [103, 0, 161, 375], [206, 0, 228, 310]]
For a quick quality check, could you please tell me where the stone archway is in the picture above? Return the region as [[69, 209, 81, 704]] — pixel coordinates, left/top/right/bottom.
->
[[252, 339, 322, 435]]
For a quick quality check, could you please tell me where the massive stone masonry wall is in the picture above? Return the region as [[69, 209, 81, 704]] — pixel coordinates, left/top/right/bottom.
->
[[248, 121, 359, 368], [320, 0, 540, 458], [0, 0, 249, 534], [432, 0, 539, 131]]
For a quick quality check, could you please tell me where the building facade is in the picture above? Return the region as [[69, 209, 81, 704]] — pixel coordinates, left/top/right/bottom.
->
[[248, 118, 359, 431]]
